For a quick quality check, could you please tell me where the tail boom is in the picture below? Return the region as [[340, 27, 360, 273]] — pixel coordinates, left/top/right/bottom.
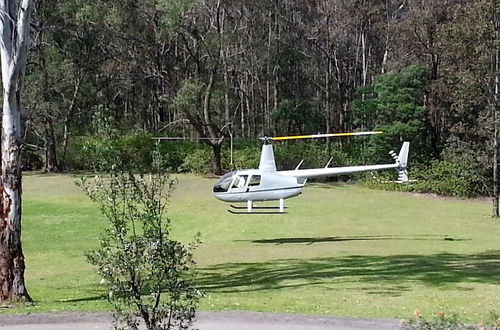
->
[[278, 142, 410, 182]]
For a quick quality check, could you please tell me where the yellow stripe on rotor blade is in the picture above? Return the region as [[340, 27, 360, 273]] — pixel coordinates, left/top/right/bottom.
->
[[271, 131, 383, 141]]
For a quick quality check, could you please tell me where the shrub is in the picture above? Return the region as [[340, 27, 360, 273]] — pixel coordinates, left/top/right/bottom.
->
[[72, 135, 123, 171], [78, 153, 201, 330], [179, 147, 212, 174], [401, 311, 482, 330], [65, 134, 203, 172], [230, 147, 260, 170], [22, 147, 44, 171], [363, 159, 487, 198]]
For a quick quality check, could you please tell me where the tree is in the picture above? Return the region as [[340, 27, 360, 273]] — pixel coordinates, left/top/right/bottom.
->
[[352, 65, 431, 163], [396, 0, 463, 157], [80, 154, 200, 330], [0, 0, 33, 302], [173, 78, 227, 175], [168, 0, 237, 175], [442, 0, 500, 217]]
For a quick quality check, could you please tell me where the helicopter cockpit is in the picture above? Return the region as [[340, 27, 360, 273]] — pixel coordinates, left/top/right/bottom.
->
[[213, 171, 251, 193], [213, 171, 235, 193], [212, 171, 259, 193], [212, 168, 302, 205]]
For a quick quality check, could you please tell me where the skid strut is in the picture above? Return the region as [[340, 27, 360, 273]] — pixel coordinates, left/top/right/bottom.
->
[[228, 200, 287, 214]]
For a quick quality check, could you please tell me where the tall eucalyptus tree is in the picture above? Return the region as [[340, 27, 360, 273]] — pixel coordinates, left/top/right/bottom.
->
[[0, 0, 33, 302]]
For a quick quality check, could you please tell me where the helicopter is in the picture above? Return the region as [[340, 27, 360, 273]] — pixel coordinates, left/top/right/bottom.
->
[[212, 131, 410, 214]]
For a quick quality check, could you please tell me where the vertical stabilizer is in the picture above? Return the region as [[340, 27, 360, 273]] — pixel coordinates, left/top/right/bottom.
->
[[398, 142, 410, 168], [396, 142, 410, 182], [259, 144, 277, 172]]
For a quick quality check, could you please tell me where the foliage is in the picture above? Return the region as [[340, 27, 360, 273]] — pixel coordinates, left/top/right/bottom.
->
[[271, 99, 320, 136], [63, 135, 367, 176], [490, 311, 500, 329], [78, 156, 201, 330], [68, 136, 123, 172], [157, 0, 199, 31], [64, 134, 199, 172], [364, 158, 487, 198], [179, 147, 212, 174], [414, 161, 486, 198], [351, 65, 431, 164], [21, 147, 44, 171], [401, 311, 478, 330], [172, 79, 204, 118], [230, 147, 260, 170], [364, 135, 489, 198]]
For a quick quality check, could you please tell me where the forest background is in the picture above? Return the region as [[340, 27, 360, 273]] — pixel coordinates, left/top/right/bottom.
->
[[24, 0, 499, 210]]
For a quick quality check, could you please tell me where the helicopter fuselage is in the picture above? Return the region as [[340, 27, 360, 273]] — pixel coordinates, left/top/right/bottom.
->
[[212, 141, 410, 213], [212, 169, 305, 202]]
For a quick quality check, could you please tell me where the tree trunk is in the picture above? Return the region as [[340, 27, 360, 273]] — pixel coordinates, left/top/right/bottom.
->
[[0, 0, 33, 302], [211, 143, 223, 175], [60, 73, 82, 171], [60, 119, 69, 171], [44, 118, 59, 173], [493, 121, 499, 217], [493, 48, 499, 218], [0, 92, 30, 302]]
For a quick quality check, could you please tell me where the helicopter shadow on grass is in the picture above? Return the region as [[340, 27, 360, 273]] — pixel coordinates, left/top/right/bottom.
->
[[28, 285, 109, 306], [247, 234, 467, 245], [56, 293, 108, 304], [195, 250, 500, 296]]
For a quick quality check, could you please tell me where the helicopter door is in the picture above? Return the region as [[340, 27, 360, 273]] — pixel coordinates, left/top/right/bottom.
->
[[229, 175, 248, 193], [247, 175, 261, 191]]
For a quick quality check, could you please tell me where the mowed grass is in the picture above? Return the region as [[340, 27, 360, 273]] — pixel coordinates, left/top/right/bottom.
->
[[12, 173, 500, 323]]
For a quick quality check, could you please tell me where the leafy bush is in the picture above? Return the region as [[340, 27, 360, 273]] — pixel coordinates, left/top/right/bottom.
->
[[120, 134, 197, 172], [400, 311, 485, 330], [179, 147, 212, 174], [66, 135, 123, 171], [65, 134, 203, 172], [22, 147, 44, 171], [78, 153, 201, 330], [230, 147, 260, 170], [363, 159, 487, 198]]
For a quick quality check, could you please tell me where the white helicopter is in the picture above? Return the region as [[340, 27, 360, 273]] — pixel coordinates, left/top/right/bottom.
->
[[212, 131, 410, 214]]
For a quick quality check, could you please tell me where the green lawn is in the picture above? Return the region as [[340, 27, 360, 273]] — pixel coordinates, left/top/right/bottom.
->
[[13, 173, 500, 323]]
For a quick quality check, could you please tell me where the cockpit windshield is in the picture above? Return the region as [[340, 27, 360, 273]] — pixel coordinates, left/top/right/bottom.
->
[[213, 171, 236, 193]]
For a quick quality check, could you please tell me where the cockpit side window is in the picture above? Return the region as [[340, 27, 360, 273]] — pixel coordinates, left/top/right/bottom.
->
[[231, 175, 248, 188], [248, 175, 261, 187]]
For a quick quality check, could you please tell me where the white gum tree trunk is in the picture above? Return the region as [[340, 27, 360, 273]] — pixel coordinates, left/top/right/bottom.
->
[[0, 0, 32, 302]]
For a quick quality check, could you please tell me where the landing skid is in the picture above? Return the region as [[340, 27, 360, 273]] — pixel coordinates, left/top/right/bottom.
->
[[230, 204, 287, 210], [228, 209, 286, 215]]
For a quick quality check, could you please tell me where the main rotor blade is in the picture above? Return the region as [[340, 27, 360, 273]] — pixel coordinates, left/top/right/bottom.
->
[[269, 131, 383, 141], [153, 137, 218, 140]]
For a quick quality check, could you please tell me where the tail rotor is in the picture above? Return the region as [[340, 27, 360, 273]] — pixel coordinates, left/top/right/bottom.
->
[[389, 142, 410, 183]]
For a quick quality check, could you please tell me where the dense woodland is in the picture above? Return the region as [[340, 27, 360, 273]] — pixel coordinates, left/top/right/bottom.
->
[[22, 0, 499, 211]]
